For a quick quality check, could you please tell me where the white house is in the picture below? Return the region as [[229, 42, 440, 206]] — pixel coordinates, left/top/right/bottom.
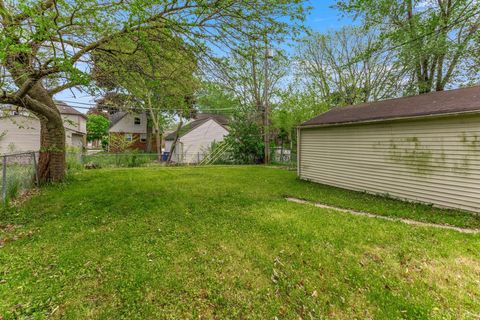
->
[[58, 102, 88, 149], [0, 101, 87, 154], [165, 114, 229, 163]]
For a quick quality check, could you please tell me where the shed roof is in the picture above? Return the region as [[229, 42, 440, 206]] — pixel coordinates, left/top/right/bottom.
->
[[300, 86, 480, 127], [165, 114, 229, 141]]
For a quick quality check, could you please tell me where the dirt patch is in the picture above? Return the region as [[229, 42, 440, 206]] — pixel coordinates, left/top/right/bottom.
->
[[9, 188, 40, 207]]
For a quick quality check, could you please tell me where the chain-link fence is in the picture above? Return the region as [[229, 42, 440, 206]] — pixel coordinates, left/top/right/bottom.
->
[[1, 152, 39, 204], [80, 152, 212, 168], [76, 149, 297, 169], [271, 147, 297, 170]]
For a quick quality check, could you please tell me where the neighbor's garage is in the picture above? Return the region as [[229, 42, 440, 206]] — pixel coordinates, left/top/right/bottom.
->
[[297, 86, 480, 212]]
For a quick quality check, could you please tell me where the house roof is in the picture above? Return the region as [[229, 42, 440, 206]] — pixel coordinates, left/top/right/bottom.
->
[[1, 101, 87, 120], [300, 86, 480, 128], [55, 101, 88, 119], [165, 114, 230, 140], [108, 112, 128, 129]]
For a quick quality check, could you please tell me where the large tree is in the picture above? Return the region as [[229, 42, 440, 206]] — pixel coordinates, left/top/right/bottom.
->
[[272, 86, 329, 151], [93, 30, 198, 161], [210, 41, 289, 117], [208, 36, 290, 163], [0, 0, 307, 182], [336, 0, 480, 93], [296, 26, 408, 107], [196, 82, 240, 116]]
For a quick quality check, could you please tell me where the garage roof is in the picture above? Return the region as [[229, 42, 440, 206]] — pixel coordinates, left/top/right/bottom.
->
[[300, 86, 480, 127]]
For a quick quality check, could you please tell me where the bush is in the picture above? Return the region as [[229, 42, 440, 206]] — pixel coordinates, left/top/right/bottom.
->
[[223, 108, 264, 164]]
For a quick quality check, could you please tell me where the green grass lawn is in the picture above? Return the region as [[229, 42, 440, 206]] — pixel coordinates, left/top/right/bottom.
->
[[1, 166, 480, 319]]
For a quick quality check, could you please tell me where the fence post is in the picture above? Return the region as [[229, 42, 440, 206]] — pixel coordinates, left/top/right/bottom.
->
[[32, 152, 40, 187], [2, 156, 6, 203]]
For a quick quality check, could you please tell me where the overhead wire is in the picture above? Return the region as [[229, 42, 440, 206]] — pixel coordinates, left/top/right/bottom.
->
[[58, 99, 239, 113]]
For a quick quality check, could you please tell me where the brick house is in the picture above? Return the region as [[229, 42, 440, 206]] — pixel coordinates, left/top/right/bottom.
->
[[108, 112, 149, 152]]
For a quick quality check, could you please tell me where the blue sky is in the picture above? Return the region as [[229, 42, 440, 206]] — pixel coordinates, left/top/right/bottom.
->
[[304, 1, 354, 32], [56, 1, 354, 111]]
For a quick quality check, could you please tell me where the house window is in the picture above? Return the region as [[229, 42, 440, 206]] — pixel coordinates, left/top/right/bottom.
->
[[140, 134, 147, 142], [134, 117, 141, 125], [125, 133, 133, 142]]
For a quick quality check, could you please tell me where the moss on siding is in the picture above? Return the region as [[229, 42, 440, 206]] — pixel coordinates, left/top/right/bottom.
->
[[388, 137, 434, 175], [463, 133, 480, 150], [384, 133, 479, 176], [451, 133, 480, 174]]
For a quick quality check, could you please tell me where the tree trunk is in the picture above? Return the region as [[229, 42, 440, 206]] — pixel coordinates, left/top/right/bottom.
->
[[38, 119, 66, 182], [155, 130, 162, 162], [167, 119, 183, 163], [146, 122, 153, 153], [27, 85, 66, 183]]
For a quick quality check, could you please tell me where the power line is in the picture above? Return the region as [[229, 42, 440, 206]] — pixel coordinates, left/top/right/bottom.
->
[[59, 99, 238, 113]]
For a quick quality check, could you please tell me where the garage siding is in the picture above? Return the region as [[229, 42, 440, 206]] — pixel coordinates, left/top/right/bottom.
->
[[298, 114, 480, 212]]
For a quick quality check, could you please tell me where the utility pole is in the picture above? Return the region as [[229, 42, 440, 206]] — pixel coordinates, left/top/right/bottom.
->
[[263, 45, 274, 164]]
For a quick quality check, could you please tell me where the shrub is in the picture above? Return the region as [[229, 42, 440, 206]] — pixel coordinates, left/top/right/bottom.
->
[[224, 108, 264, 164]]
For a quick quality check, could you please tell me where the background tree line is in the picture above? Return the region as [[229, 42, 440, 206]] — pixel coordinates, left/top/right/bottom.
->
[[198, 0, 480, 163], [1, 0, 479, 175]]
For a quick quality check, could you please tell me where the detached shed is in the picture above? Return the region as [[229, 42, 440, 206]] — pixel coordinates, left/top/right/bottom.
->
[[298, 86, 480, 212]]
